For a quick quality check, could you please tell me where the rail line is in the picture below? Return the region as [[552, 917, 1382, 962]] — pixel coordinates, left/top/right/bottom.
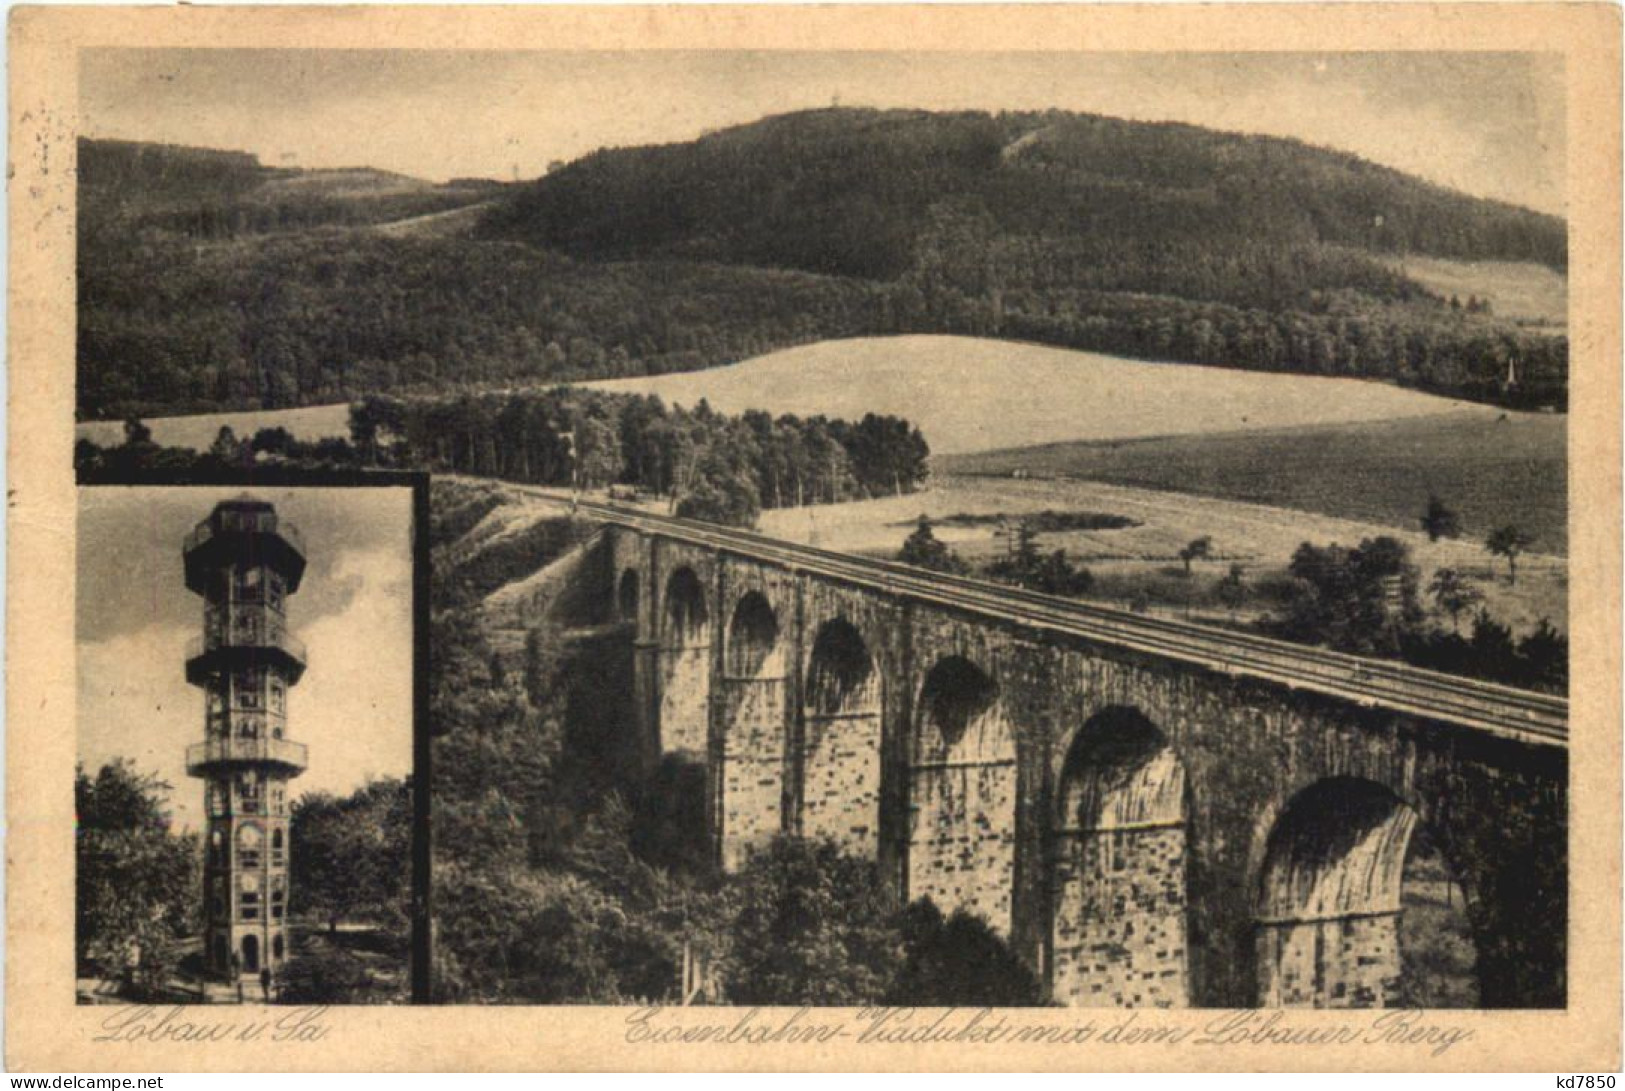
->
[[508, 486, 1568, 748]]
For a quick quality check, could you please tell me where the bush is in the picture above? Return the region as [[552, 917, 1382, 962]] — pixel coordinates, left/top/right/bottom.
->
[[888, 900, 1044, 1007], [277, 944, 375, 1004], [724, 837, 902, 1006]]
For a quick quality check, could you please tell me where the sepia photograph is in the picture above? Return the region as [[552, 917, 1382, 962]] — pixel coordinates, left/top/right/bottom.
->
[[8, 5, 1618, 1072], [66, 47, 1574, 1013], [75, 485, 416, 1005]]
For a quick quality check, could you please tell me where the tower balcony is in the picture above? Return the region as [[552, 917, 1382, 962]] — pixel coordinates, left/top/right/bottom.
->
[[184, 501, 307, 595], [186, 737, 308, 777], [186, 629, 307, 686]]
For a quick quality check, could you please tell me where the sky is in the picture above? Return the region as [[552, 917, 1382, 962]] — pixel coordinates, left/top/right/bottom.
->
[[77, 486, 414, 833], [79, 49, 1566, 215]]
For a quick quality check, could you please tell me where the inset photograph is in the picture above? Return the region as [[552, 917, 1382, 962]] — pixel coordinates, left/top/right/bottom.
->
[[76, 486, 416, 1004]]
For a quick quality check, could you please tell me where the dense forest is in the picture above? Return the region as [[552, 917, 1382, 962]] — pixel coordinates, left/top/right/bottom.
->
[[490, 109, 1563, 274], [79, 109, 1568, 421]]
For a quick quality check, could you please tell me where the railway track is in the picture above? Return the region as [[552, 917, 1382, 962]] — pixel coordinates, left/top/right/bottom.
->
[[509, 486, 1568, 748]]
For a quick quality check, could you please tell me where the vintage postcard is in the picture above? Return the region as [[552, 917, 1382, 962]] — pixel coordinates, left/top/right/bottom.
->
[[72, 482, 422, 1009], [8, 2, 1621, 1073]]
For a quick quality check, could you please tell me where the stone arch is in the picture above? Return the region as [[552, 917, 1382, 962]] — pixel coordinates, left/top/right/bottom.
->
[[715, 591, 789, 870], [618, 568, 640, 623], [1254, 777, 1420, 1008], [725, 592, 781, 678], [908, 654, 1017, 933], [657, 566, 711, 757], [801, 618, 883, 854], [664, 566, 708, 637], [1051, 707, 1189, 1008]]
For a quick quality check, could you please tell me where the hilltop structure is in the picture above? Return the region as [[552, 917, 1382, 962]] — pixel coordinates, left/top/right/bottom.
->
[[183, 496, 309, 985]]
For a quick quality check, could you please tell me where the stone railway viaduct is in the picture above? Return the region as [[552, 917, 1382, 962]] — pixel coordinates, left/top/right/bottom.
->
[[536, 494, 1567, 1010]]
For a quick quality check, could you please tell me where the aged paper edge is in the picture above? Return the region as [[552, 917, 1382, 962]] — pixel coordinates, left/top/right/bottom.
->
[[7, 2, 1621, 1073]]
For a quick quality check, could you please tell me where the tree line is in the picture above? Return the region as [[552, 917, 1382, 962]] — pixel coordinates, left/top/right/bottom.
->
[[76, 389, 931, 532], [352, 388, 930, 526], [1266, 536, 1566, 693]]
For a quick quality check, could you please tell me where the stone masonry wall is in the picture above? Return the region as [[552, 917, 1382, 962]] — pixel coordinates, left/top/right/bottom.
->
[[802, 706, 884, 857], [907, 761, 1018, 933], [590, 522, 1566, 1009], [658, 644, 711, 758], [796, 578, 901, 865], [1256, 914, 1401, 1008], [717, 675, 788, 870], [1053, 827, 1188, 1007]]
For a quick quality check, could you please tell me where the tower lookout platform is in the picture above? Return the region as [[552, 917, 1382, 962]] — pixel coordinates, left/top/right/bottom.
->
[[183, 496, 308, 985]]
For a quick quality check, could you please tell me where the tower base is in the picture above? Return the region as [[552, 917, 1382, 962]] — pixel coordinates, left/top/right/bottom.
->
[[205, 920, 292, 981]]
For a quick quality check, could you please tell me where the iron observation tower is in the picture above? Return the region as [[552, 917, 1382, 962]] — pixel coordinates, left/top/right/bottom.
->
[[183, 497, 309, 986]]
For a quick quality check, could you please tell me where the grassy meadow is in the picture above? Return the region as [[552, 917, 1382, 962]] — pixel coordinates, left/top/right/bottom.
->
[[1395, 257, 1567, 330], [76, 402, 354, 452], [582, 335, 1503, 455], [944, 413, 1567, 555], [80, 334, 1503, 460]]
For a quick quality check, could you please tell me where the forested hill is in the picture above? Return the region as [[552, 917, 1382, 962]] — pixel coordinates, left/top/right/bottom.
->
[[79, 137, 503, 239], [78, 113, 1569, 422], [483, 108, 1565, 278]]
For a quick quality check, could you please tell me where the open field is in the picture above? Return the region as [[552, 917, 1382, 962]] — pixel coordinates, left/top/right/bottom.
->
[[373, 200, 498, 239], [1395, 257, 1567, 329], [76, 402, 354, 452], [78, 335, 1500, 459], [757, 473, 1566, 635], [582, 335, 1501, 455], [944, 412, 1567, 555]]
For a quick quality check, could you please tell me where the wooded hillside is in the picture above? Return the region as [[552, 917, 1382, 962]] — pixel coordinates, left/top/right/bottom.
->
[[78, 111, 1568, 421]]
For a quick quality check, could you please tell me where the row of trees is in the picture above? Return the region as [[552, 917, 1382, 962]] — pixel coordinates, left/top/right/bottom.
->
[[353, 388, 931, 527], [74, 418, 365, 479], [76, 390, 932, 534], [987, 289, 1567, 409]]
